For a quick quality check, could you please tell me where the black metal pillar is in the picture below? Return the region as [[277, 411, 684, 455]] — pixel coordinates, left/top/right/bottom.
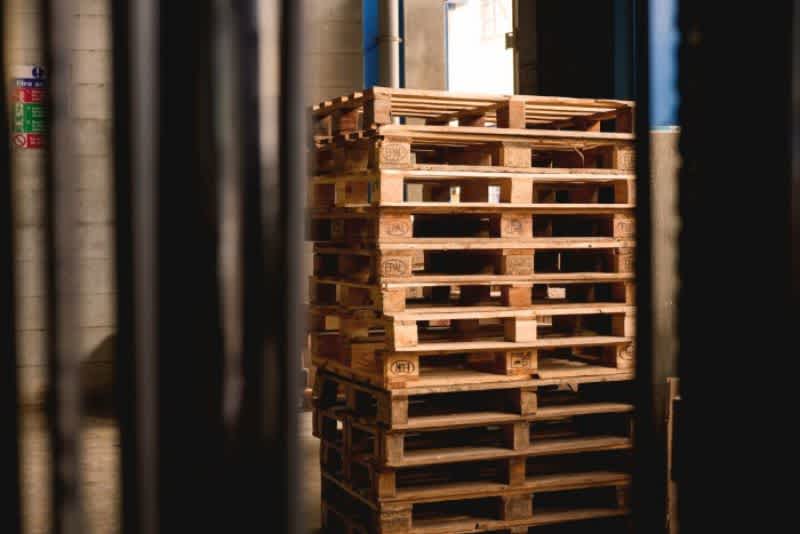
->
[[111, 0, 159, 531], [630, 1, 664, 533], [112, 0, 303, 531], [677, 1, 795, 530], [41, 0, 85, 532], [0, 3, 23, 532]]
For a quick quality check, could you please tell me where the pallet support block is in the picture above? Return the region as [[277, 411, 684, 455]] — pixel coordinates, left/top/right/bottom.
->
[[373, 469, 397, 499], [500, 250, 534, 276], [504, 421, 531, 450], [389, 319, 419, 348], [504, 317, 537, 342], [343, 139, 372, 172], [499, 212, 533, 238], [467, 350, 536, 376], [496, 97, 526, 128], [335, 180, 370, 206], [613, 213, 635, 238], [378, 395, 409, 426], [363, 93, 392, 127], [379, 253, 414, 278], [500, 177, 533, 204], [378, 503, 412, 534], [380, 353, 420, 384], [612, 282, 636, 304], [615, 248, 635, 273], [377, 137, 412, 167], [341, 317, 371, 339], [333, 107, 360, 134], [599, 343, 635, 370], [381, 288, 407, 313], [502, 285, 532, 307], [379, 213, 413, 240], [616, 107, 634, 133], [616, 179, 635, 204], [500, 494, 533, 520], [613, 146, 636, 171], [503, 350, 538, 375], [508, 386, 538, 414], [381, 432, 405, 465], [339, 285, 374, 307], [375, 172, 405, 203], [497, 142, 532, 168], [503, 456, 528, 486]]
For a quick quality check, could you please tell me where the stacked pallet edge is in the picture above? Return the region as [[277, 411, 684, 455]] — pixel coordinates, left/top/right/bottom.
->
[[309, 87, 636, 534]]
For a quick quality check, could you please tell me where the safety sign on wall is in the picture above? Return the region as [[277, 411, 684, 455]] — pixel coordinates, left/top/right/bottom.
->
[[11, 65, 46, 149]]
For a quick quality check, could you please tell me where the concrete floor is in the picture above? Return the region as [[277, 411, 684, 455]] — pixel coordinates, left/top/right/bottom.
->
[[20, 410, 321, 533]]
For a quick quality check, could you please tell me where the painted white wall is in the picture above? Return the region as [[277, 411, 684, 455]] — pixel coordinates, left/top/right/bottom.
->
[[446, 0, 513, 93]]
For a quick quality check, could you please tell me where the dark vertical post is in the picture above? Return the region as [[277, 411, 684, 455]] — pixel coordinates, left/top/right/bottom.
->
[[631, 0, 663, 533], [793, 1, 800, 309], [111, 0, 159, 532], [0, 4, 23, 532], [40, 0, 85, 532], [677, 1, 793, 530], [157, 1, 225, 532], [278, 1, 307, 533]]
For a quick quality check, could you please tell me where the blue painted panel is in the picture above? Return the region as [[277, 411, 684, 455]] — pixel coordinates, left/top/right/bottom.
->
[[650, 0, 679, 127], [363, 0, 380, 88]]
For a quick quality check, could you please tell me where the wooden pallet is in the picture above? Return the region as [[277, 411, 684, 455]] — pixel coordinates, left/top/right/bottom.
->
[[312, 87, 634, 136], [312, 302, 634, 348], [310, 276, 635, 314], [321, 465, 631, 534], [308, 167, 635, 209], [315, 126, 635, 175], [314, 240, 635, 286], [312, 347, 634, 390], [312, 368, 634, 430], [309, 208, 635, 246], [321, 398, 633, 469]]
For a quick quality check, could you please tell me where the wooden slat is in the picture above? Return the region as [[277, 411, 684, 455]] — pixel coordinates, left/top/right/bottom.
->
[[389, 471, 630, 503], [411, 507, 628, 534], [393, 435, 633, 467], [394, 335, 631, 354], [397, 403, 634, 431]]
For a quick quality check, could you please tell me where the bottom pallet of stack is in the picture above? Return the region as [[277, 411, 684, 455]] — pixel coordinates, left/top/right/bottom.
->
[[321, 476, 631, 533], [312, 371, 633, 533]]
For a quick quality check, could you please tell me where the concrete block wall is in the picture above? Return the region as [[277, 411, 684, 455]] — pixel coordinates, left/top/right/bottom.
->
[[6, 0, 365, 404], [6, 0, 114, 405], [307, 0, 363, 104]]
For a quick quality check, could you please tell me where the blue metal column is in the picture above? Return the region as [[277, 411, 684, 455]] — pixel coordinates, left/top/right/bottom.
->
[[650, 0, 678, 128], [363, 0, 405, 88], [363, 0, 380, 87]]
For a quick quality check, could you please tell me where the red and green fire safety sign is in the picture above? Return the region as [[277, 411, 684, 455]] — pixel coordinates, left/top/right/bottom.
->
[[11, 65, 46, 149]]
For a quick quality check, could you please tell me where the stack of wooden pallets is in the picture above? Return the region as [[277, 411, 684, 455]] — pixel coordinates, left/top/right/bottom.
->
[[309, 87, 637, 533]]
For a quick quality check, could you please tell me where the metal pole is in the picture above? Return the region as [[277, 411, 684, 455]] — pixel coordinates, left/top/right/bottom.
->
[[156, 0, 226, 530], [111, 0, 159, 531], [379, 0, 401, 87], [277, 0, 307, 532], [631, 1, 664, 532], [40, 0, 85, 532], [0, 2, 23, 531]]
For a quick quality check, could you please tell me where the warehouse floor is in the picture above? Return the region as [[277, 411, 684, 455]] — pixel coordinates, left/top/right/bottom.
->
[[20, 410, 321, 534]]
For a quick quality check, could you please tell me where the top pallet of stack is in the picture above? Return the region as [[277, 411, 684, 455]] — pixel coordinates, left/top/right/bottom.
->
[[313, 86, 635, 136]]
